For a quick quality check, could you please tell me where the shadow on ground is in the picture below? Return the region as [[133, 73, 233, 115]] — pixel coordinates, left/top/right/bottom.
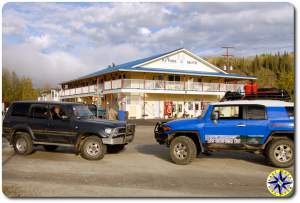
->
[[135, 144, 170, 161], [135, 143, 270, 167], [199, 151, 269, 166]]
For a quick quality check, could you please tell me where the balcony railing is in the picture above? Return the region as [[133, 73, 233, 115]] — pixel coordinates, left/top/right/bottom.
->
[[103, 79, 244, 92], [60, 80, 244, 98], [60, 85, 97, 97]]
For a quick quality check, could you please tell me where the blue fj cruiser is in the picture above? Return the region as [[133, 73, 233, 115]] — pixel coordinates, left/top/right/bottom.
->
[[155, 100, 294, 167]]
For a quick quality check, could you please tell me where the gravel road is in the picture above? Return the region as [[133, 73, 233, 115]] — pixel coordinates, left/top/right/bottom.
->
[[2, 125, 294, 197]]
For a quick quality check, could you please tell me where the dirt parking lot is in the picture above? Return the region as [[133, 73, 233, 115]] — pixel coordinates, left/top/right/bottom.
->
[[2, 125, 294, 197]]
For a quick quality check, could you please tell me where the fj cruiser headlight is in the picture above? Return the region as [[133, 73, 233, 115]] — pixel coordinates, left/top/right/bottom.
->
[[105, 128, 113, 134]]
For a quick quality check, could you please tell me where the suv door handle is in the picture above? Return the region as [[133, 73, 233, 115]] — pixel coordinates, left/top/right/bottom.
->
[[237, 124, 246, 127]]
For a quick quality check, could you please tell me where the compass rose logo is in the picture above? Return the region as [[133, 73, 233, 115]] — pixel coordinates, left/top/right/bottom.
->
[[266, 169, 294, 197]]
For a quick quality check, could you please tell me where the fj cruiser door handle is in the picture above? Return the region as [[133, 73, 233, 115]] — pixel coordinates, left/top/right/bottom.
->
[[237, 124, 246, 127]]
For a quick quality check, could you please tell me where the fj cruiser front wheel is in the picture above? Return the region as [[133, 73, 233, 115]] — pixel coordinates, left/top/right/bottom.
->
[[13, 132, 34, 155], [170, 136, 197, 165], [80, 136, 106, 160], [266, 139, 294, 168]]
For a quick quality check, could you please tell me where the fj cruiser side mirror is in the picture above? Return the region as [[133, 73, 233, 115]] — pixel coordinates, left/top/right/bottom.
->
[[211, 112, 219, 121]]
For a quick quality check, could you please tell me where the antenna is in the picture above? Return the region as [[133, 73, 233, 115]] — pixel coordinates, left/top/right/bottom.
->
[[222, 46, 234, 71]]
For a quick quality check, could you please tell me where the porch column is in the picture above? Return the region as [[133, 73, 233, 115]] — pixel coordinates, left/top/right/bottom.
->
[[143, 73, 146, 119], [110, 74, 113, 108], [103, 78, 106, 109], [96, 77, 99, 116]]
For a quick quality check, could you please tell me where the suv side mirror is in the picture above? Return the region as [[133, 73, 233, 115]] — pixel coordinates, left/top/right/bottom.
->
[[211, 111, 219, 121], [61, 115, 69, 120]]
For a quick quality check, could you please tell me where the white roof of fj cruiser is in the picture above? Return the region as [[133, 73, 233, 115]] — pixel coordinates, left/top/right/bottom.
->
[[211, 100, 294, 107]]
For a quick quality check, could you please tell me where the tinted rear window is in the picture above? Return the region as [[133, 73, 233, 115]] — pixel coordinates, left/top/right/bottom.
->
[[11, 103, 31, 117], [31, 105, 49, 119], [246, 105, 266, 120]]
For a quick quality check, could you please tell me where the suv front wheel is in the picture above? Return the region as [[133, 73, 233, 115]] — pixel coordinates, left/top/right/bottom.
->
[[13, 132, 34, 155], [266, 139, 294, 168], [169, 136, 197, 165], [80, 136, 106, 160]]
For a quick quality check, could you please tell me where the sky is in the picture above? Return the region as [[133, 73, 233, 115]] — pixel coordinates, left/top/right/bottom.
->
[[2, 2, 294, 87]]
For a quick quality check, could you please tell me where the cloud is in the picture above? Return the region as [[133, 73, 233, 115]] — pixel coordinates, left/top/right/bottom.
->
[[139, 27, 152, 36], [2, 42, 87, 87], [2, 2, 294, 87], [27, 35, 53, 49]]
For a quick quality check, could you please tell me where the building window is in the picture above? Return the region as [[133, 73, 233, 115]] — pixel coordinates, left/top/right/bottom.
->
[[195, 103, 199, 111], [188, 102, 193, 110], [168, 75, 180, 81], [178, 104, 182, 112]]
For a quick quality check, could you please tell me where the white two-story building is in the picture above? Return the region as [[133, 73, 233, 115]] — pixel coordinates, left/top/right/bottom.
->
[[60, 48, 256, 119]]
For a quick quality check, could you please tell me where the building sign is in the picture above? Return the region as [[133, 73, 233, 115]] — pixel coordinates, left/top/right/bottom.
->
[[161, 57, 198, 65]]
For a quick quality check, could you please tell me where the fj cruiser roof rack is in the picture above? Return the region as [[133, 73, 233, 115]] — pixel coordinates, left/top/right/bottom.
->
[[220, 88, 291, 102]]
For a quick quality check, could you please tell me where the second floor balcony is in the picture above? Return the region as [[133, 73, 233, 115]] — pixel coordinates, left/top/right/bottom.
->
[[60, 85, 97, 97], [60, 79, 245, 98], [104, 79, 244, 93]]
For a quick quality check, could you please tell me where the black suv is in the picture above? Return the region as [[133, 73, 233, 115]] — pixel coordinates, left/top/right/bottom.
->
[[2, 101, 135, 160]]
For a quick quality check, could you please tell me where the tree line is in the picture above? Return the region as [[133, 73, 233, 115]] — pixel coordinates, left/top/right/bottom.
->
[[2, 69, 41, 108], [208, 51, 294, 100]]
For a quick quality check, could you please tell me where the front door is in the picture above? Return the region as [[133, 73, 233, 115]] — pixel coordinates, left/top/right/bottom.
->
[[48, 104, 76, 144], [204, 105, 246, 144]]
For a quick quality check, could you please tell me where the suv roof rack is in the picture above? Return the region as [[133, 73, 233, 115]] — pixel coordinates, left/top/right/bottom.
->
[[221, 88, 290, 102]]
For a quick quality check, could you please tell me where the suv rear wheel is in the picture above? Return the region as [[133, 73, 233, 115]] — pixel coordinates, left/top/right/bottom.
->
[[80, 136, 106, 160], [170, 136, 197, 165], [13, 132, 34, 155], [266, 139, 294, 168]]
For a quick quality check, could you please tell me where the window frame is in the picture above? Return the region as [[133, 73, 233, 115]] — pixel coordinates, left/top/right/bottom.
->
[[211, 105, 244, 120], [29, 104, 50, 120], [49, 104, 70, 120]]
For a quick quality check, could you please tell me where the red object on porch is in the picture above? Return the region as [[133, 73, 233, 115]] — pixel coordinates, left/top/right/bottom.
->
[[164, 101, 173, 116]]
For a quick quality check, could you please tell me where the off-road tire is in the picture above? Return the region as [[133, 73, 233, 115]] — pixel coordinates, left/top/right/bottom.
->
[[107, 144, 126, 153], [266, 139, 294, 168], [13, 132, 34, 155], [80, 136, 106, 160], [170, 136, 197, 165], [43, 145, 58, 151]]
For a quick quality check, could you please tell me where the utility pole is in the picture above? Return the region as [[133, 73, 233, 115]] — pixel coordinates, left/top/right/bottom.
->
[[222, 46, 234, 71]]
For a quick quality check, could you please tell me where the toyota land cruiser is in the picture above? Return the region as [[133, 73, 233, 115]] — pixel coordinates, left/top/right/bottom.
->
[[3, 101, 135, 160]]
